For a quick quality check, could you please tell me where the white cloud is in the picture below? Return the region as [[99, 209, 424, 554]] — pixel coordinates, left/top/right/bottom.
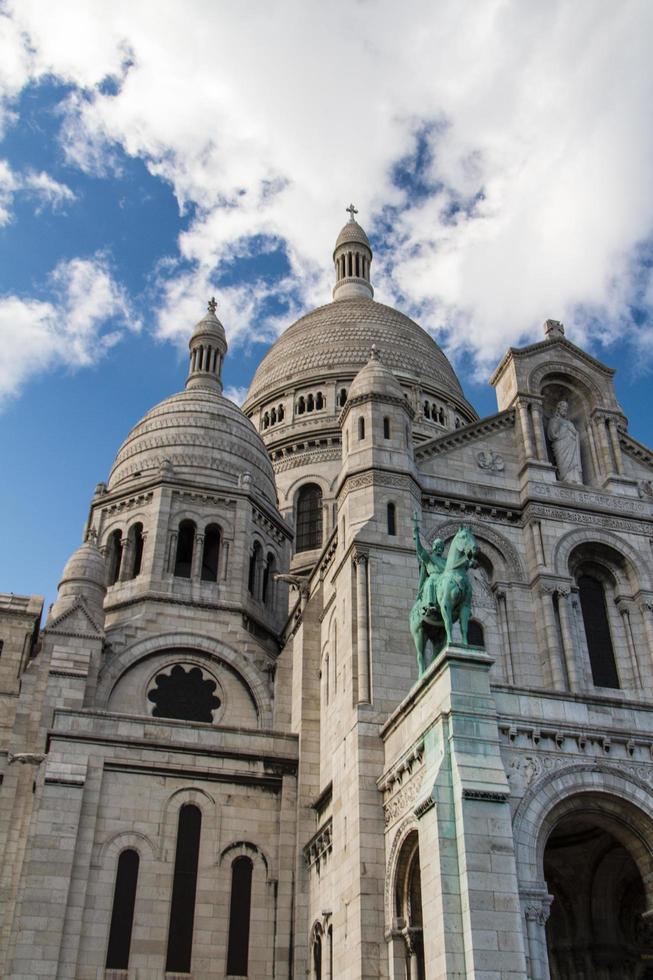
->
[[3, 0, 653, 373], [0, 255, 138, 403], [223, 385, 248, 406], [0, 159, 75, 225]]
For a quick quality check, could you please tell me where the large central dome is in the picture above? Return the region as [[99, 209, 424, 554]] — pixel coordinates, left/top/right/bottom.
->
[[245, 296, 467, 407]]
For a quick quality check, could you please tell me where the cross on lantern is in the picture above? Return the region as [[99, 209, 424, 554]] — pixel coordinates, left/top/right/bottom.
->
[[346, 203, 358, 221], [207, 296, 217, 314]]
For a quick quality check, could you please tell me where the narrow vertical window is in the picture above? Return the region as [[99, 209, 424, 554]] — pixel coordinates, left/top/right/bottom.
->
[[174, 521, 195, 578], [165, 805, 202, 973], [383, 416, 390, 439], [328, 926, 333, 979], [226, 856, 253, 976], [358, 417, 365, 440], [313, 932, 322, 980], [248, 541, 262, 595], [387, 502, 396, 536], [201, 524, 221, 582], [468, 620, 485, 647], [578, 574, 619, 688], [105, 849, 139, 970], [296, 484, 323, 552]]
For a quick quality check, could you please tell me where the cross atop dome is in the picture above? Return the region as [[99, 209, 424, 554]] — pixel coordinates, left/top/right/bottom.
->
[[208, 296, 218, 315], [346, 203, 359, 222]]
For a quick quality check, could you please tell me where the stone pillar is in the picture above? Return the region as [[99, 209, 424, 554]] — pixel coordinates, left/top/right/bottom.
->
[[118, 537, 133, 582], [496, 588, 515, 684], [191, 532, 204, 580], [167, 529, 178, 573], [617, 600, 643, 689], [556, 587, 580, 692], [530, 400, 546, 460], [586, 421, 602, 481], [387, 926, 407, 980], [518, 400, 536, 460], [413, 646, 529, 979], [530, 521, 545, 567], [522, 893, 553, 980], [639, 599, 653, 662], [593, 413, 613, 475], [607, 417, 624, 474], [539, 588, 566, 690], [354, 553, 370, 704]]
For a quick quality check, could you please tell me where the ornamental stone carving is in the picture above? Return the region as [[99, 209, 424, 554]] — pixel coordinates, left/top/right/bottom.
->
[[547, 400, 583, 484], [476, 449, 505, 473]]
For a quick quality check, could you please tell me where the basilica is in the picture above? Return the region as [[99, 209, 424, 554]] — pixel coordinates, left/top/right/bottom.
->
[[2, 209, 653, 979]]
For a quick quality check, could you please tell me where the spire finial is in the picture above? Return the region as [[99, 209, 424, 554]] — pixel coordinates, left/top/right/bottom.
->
[[208, 296, 217, 315], [346, 203, 358, 222]]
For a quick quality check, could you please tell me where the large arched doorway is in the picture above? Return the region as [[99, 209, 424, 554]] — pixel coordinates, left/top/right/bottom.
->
[[393, 830, 425, 980], [544, 811, 653, 979]]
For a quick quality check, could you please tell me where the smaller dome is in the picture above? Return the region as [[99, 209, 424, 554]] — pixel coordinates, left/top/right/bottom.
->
[[49, 534, 107, 625], [190, 302, 227, 351], [334, 217, 371, 254], [59, 537, 106, 591], [346, 346, 405, 402]]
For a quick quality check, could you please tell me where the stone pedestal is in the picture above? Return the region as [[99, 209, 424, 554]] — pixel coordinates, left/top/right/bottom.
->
[[382, 645, 528, 980]]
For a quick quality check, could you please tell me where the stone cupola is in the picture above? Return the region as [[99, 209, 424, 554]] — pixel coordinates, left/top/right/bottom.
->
[[48, 531, 107, 625], [186, 297, 228, 392], [332, 203, 374, 301]]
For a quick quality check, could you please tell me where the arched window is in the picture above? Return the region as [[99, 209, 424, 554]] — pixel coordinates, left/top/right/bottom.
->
[[128, 522, 144, 579], [387, 502, 396, 536], [355, 252, 360, 277], [226, 856, 253, 976], [278, 404, 285, 421], [248, 541, 262, 596], [423, 400, 430, 418], [578, 574, 620, 688], [165, 805, 201, 973], [297, 396, 306, 415], [262, 552, 275, 606], [107, 530, 123, 586], [383, 416, 391, 439], [174, 520, 195, 578], [105, 849, 139, 970], [358, 417, 365, 440], [328, 926, 333, 980], [271, 407, 277, 424], [263, 411, 269, 429], [316, 391, 324, 410], [201, 524, 220, 582], [455, 417, 461, 429], [468, 620, 485, 648], [338, 387, 347, 407], [313, 933, 322, 980], [438, 407, 445, 425], [307, 393, 315, 412], [296, 484, 323, 552]]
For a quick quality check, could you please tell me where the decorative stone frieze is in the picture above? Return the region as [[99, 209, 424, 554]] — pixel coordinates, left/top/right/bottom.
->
[[304, 818, 332, 872]]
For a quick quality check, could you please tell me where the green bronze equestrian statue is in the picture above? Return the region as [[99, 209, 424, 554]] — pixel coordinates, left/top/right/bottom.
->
[[410, 513, 478, 675]]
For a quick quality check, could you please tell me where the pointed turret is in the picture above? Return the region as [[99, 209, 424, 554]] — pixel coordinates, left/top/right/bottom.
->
[[332, 203, 374, 301], [185, 296, 228, 392]]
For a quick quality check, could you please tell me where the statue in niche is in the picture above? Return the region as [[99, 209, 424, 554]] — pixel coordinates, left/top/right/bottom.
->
[[547, 400, 583, 484], [410, 516, 478, 675]]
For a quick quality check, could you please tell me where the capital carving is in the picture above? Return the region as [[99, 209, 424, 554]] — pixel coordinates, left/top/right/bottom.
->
[[353, 552, 368, 568]]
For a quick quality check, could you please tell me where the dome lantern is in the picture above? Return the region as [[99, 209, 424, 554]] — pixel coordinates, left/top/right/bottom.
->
[[186, 297, 228, 392], [332, 204, 374, 302]]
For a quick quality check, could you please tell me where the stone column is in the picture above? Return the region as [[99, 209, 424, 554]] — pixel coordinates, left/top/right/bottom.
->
[[354, 553, 370, 703], [593, 413, 613, 475], [607, 417, 624, 474], [387, 925, 407, 980], [518, 400, 536, 459], [167, 529, 178, 573], [639, 599, 653, 662], [586, 421, 602, 481], [556, 587, 580, 691], [530, 521, 545, 567], [118, 537, 133, 582], [496, 588, 515, 684], [617, 600, 643, 689], [522, 893, 553, 980], [539, 588, 566, 690], [191, 532, 204, 580], [530, 400, 546, 460]]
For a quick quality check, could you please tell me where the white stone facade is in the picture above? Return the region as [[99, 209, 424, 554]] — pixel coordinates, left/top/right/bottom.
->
[[1, 219, 653, 979]]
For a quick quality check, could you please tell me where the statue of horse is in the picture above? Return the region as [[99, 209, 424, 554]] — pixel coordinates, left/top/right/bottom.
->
[[409, 525, 478, 675]]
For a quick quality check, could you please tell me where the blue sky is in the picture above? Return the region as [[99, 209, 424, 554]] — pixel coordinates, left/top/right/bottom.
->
[[1, 1, 653, 611]]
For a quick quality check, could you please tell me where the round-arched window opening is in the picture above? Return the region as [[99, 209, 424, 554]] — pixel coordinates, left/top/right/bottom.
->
[[147, 664, 221, 722]]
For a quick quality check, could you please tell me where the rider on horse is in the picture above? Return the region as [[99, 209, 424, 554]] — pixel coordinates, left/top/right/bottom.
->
[[413, 513, 445, 614]]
